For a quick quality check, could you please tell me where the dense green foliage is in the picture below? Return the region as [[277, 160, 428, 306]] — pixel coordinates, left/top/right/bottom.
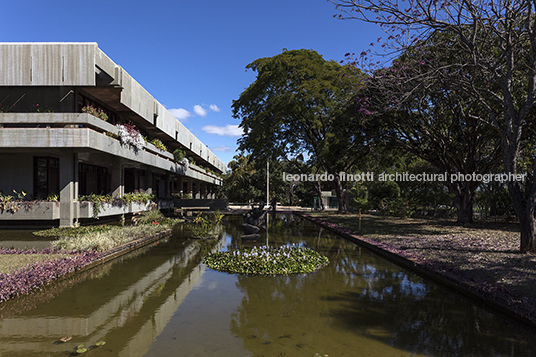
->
[[233, 49, 373, 213], [204, 245, 329, 275]]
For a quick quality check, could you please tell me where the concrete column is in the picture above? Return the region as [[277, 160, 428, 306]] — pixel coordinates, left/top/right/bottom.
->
[[164, 174, 170, 198], [209, 185, 215, 199], [111, 157, 123, 198], [59, 152, 77, 227], [182, 178, 191, 197]]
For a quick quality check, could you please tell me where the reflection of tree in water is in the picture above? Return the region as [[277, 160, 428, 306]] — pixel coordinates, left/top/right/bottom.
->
[[229, 223, 536, 357]]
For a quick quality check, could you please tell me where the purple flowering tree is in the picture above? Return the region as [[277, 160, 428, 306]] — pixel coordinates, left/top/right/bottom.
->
[[352, 33, 503, 223], [331, 0, 536, 253]]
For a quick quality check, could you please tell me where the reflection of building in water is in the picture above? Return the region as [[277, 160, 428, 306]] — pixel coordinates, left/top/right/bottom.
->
[[0, 235, 224, 356]]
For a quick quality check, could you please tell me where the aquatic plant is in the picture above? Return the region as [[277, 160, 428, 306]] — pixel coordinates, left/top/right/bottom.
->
[[72, 341, 106, 354], [204, 244, 329, 275], [33, 225, 115, 238], [132, 208, 176, 226]]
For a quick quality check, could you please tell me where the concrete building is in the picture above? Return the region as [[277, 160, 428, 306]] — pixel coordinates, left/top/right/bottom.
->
[[0, 42, 225, 227]]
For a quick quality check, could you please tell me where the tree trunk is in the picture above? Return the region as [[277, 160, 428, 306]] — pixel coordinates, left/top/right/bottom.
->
[[518, 211, 536, 253], [333, 175, 348, 214], [507, 179, 536, 253], [314, 180, 325, 211], [456, 192, 474, 223], [502, 126, 536, 253]]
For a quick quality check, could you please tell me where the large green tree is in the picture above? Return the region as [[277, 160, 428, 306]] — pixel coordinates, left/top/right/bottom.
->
[[223, 154, 264, 203], [233, 49, 372, 213]]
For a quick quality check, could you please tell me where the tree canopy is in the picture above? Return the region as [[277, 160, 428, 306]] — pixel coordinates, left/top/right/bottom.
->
[[233, 49, 373, 213], [331, 0, 536, 252]]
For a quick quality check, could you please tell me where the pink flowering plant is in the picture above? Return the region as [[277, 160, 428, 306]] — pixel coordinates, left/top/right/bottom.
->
[[116, 122, 145, 151], [0, 248, 101, 303], [81, 105, 108, 121]]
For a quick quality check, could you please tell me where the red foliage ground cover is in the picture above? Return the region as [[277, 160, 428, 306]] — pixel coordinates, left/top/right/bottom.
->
[[0, 249, 101, 303]]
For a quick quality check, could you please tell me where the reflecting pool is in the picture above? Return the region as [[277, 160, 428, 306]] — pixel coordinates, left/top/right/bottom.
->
[[0, 214, 535, 356]]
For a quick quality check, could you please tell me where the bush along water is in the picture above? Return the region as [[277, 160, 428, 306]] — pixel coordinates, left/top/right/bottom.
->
[[191, 211, 224, 238], [204, 244, 329, 276]]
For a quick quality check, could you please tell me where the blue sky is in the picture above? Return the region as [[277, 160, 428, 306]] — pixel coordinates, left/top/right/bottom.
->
[[2, 0, 384, 167]]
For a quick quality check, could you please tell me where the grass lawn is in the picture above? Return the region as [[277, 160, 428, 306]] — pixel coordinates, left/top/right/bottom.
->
[[309, 212, 536, 322], [0, 254, 69, 274]]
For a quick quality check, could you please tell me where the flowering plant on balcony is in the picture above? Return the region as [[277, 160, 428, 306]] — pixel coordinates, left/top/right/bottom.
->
[[116, 122, 145, 151], [81, 105, 108, 121]]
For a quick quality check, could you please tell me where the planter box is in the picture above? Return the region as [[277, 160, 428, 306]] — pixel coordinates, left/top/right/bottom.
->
[[158, 199, 174, 209], [79, 202, 129, 218], [0, 202, 60, 220], [78, 200, 165, 219], [130, 202, 149, 213]]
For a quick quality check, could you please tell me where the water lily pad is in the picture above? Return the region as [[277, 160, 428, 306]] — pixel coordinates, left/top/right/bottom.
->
[[204, 245, 329, 275]]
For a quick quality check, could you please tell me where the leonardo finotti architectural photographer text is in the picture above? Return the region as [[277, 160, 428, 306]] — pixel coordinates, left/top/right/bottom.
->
[[282, 172, 527, 184]]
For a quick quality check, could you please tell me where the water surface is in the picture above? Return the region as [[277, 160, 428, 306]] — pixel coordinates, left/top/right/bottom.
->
[[0, 215, 535, 356]]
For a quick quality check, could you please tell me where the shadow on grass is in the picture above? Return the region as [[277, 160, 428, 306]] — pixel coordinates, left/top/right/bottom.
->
[[310, 212, 520, 237]]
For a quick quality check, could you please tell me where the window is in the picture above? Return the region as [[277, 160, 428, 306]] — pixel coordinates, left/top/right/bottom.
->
[[33, 157, 59, 199], [124, 168, 145, 193], [78, 163, 111, 195]]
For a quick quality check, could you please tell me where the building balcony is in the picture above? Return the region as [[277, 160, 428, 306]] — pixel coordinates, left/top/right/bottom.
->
[[0, 113, 222, 185]]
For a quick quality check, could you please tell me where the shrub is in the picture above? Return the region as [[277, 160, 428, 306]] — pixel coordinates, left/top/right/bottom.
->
[[81, 105, 108, 121], [173, 149, 186, 162], [51, 225, 168, 252], [116, 122, 144, 150], [148, 138, 167, 151]]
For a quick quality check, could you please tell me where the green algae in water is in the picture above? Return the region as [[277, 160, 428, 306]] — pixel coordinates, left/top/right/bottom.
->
[[204, 245, 329, 275]]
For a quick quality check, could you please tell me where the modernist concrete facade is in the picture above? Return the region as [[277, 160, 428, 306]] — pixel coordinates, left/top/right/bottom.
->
[[0, 42, 225, 227]]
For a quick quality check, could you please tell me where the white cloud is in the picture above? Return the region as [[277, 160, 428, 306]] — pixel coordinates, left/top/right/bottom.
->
[[202, 124, 243, 137], [193, 105, 207, 117], [210, 145, 233, 152], [169, 108, 192, 122], [169, 104, 219, 121]]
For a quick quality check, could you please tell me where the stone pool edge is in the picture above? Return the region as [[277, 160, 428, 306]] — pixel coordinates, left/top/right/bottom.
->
[[295, 211, 536, 327]]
